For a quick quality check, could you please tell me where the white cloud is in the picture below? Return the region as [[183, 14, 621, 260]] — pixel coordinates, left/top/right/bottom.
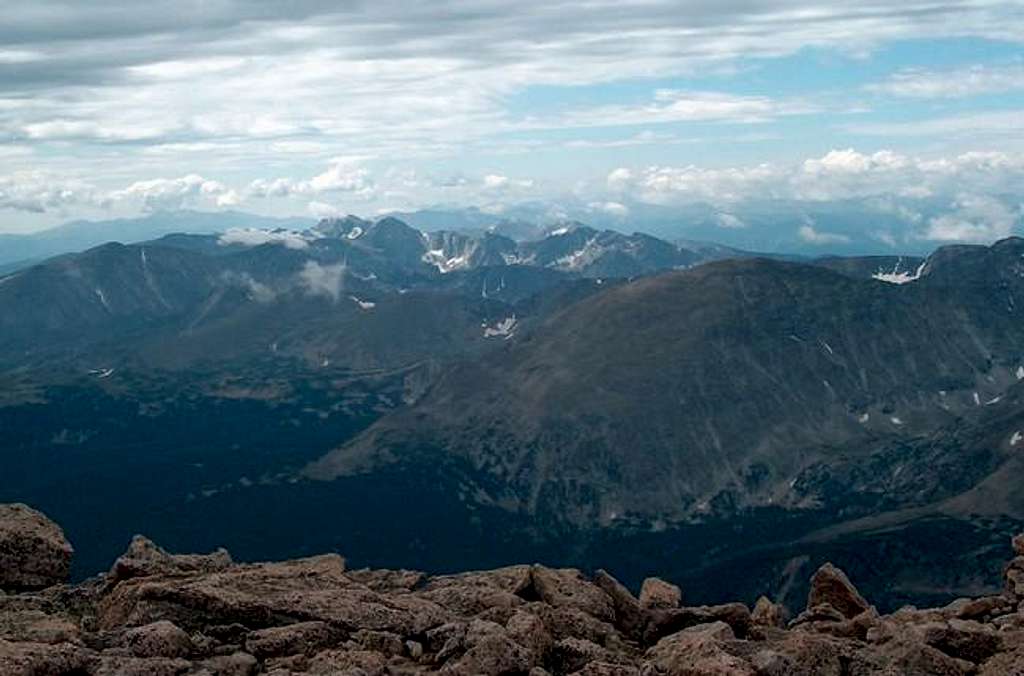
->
[[307, 201, 341, 218], [247, 178, 300, 198], [867, 63, 1024, 99], [218, 228, 311, 249], [844, 110, 1024, 138], [0, 170, 104, 213], [298, 261, 345, 301], [221, 271, 276, 303], [482, 174, 534, 192], [543, 90, 817, 129], [923, 194, 1020, 242], [308, 157, 375, 197], [587, 201, 629, 217], [609, 149, 1024, 209], [715, 212, 747, 229], [109, 174, 237, 211], [798, 224, 851, 245]]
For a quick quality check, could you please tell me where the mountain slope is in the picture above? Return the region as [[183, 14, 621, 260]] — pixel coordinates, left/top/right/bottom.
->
[[308, 238, 1024, 528], [0, 210, 313, 269]]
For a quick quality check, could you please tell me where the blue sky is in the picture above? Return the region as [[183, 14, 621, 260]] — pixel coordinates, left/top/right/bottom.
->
[[1, 1, 1023, 252]]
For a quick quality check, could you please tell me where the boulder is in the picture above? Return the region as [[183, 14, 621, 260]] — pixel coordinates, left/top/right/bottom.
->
[[505, 609, 554, 664], [749, 631, 848, 676], [92, 654, 193, 676], [0, 504, 73, 591], [418, 567, 529, 617], [1006, 557, 1024, 598], [551, 637, 611, 673], [751, 596, 787, 629], [440, 620, 531, 676], [570, 662, 640, 676], [98, 553, 449, 636], [199, 650, 258, 676], [1013, 534, 1024, 557], [850, 637, 975, 675], [529, 566, 615, 623], [307, 648, 388, 676], [593, 570, 645, 638], [645, 602, 752, 643], [644, 621, 756, 676], [245, 621, 335, 658], [0, 609, 81, 645], [108, 534, 233, 583], [639, 577, 682, 610], [570, 662, 641, 676], [807, 563, 870, 619], [121, 619, 194, 658], [914, 619, 1003, 664], [0, 638, 92, 676]]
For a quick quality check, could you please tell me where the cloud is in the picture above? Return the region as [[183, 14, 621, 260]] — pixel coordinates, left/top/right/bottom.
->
[[548, 90, 817, 129], [0, 170, 104, 213], [307, 201, 341, 218], [247, 178, 299, 198], [308, 157, 375, 197], [109, 174, 237, 211], [609, 148, 1024, 207], [715, 212, 747, 229], [587, 201, 629, 217], [844, 110, 1024, 138], [3, 0, 1021, 193], [221, 271, 276, 303], [867, 63, 1024, 99], [298, 261, 345, 301], [607, 163, 783, 203], [218, 228, 310, 249], [923, 194, 1020, 242], [798, 224, 851, 245], [482, 174, 534, 192]]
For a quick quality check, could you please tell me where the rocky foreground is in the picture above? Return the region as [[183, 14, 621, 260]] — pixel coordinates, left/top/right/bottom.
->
[[2, 504, 1024, 675]]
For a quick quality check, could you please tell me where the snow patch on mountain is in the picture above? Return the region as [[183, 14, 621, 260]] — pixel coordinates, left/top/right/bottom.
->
[[872, 258, 926, 285], [483, 315, 517, 339], [350, 296, 376, 310]]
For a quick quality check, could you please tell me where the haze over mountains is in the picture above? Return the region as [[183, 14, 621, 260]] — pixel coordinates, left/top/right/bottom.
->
[[0, 209, 1021, 614]]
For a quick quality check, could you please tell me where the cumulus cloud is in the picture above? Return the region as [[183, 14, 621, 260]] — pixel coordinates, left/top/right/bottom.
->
[[218, 228, 310, 249], [109, 174, 238, 211], [0, 170, 104, 213], [299, 261, 346, 301], [608, 149, 1024, 210], [308, 157, 375, 197]]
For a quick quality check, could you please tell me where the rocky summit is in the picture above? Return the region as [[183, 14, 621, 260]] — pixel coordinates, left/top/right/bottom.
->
[[2, 505, 1024, 675]]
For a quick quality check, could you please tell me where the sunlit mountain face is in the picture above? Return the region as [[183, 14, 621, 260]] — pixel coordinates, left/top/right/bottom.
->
[[2, 0, 1024, 622]]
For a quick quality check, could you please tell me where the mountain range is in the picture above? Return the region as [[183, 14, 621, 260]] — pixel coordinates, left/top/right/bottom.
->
[[0, 212, 1020, 613]]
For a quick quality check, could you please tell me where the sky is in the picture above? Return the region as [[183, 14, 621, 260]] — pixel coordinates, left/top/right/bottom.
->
[[1, 1, 1024, 249]]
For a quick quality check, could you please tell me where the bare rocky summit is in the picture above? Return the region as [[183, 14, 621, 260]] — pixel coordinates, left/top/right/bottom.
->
[[2, 504, 1024, 675]]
